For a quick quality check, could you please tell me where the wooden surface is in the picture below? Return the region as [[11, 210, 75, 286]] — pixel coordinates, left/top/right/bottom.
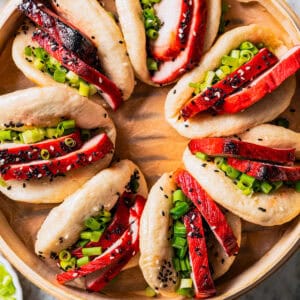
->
[[0, 0, 299, 299]]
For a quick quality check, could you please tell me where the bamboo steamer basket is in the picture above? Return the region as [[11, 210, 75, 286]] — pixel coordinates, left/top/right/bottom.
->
[[0, 0, 299, 299]]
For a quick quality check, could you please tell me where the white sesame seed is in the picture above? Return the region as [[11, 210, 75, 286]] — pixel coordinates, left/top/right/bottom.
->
[[66, 165, 72, 171], [88, 156, 93, 162], [50, 146, 54, 151]]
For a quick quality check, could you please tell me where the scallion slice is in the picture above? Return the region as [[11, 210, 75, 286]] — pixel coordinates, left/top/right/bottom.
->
[[261, 181, 273, 194], [147, 58, 158, 71], [145, 286, 156, 297], [174, 221, 187, 237], [59, 250, 71, 262], [170, 201, 190, 219], [172, 236, 187, 249], [295, 181, 300, 192], [79, 81, 90, 97], [84, 217, 101, 230], [82, 247, 102, 257], [172, 189, 186, 203], [0, 130, 12, 141], [179, 278, 193, 289], [76, 256, 90, 267], [53, 69, 66, 83], [195, 151, 208, 161], [64, 137, 76, 148], [40, 149, 50, 160], [21, 128, 45, 144]]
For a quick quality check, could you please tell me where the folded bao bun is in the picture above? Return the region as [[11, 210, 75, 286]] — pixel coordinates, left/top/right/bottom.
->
[[35, 159, 147, 260], [49, 0, 134, 100], [12, 13, 133, 104], [139, 173, 241, 297], [183, 126, 300, 226], [0, 86, 116, 204], [115, 0, 221, 86], [165, 24, 296, 138]]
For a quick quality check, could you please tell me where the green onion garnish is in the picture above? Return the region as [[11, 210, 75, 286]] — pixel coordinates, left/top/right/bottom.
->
[[176, 245, 188, 258], [90, 231, 103, 242], [84, 217, 101, 231], [21, 128, 45, 144], [64, 137, 76, 148], [261, 181, 273, 194], [24, 46, 32, 56], [273, 181, 283, 191], [174, 221, 187, 237], [76, 256, 89, 267], [0, 178, 7, 188], [145, 286, 156, 297], [170, 201, 190, 219], [45, 128, 57, 139], [40, 149, 50, 160], [172, 236, 187, 249], [179, 278, 193, 289], [79, 80, 90, 97], [195, 151, 208, 161], [173, 257, 181, 272], [172, 189, 186, 203], [53, 69, 66, 83], [80, 231, 92, 240], [60, 257, 76, 271], [225, 166, 241, 179], [239, 174, 256, 188], [82, 247, 102, 257], [146, 28, 158, 39], [0, 130, 12, 142], [147, 58, 158, 71], [58, 250, 71, 262]]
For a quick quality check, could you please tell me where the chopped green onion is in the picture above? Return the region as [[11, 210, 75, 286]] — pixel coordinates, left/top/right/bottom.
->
[[146, 29, 158, 39], [0, 130, 12, 141], [0, 178, 7, 187], [177, 288, 195, 297], [82, 247, 102, 257], [240, 41, 255, 50], [215, 157, 225, 168], [145, 286, 156, 297], [185, 256, 191, 271], [45, 128, 57, 139], [237, 181, 253, 195], [221, 55, 239, 68], [170, 201, 190, 219], [176, 245, 187, 258], [56, 120, 75, 137], [79, 81, 90, 97], [147, 58, 158, 71], [215, 68, 226, 80], [59, 250, 71, 262], [33, 58, 44, 70], [84, 217, 101, 230], [295, 181, 300, 192], [240, 50, 254, 62], [230, 49, 240, 59], [53, 69, 66, 83], [77, 240, 89, 247], [21, 128, 45, 144], [225, 166, 241, 179], [174, 221, 187, 237], [172, 189, 186, 203], [77, 256, 90, 267], [204, 71, 216, 86], [195, 152, 208, 161], [0, 265, 16, 298], [179, 258, 187, 271], [239, 174, 256, 188], [60, 257, 76, 270], [99, 210, 111, 218], [89, 84, 98, 96], [33, 47, 47, 60], [179, 278, 193, 289], [24, 46, 32, 56], [220, 161, 229, 172], [90, 231, 103, 242], [40, 149, 50, 160], [261, 181, 273, 194], [66, 71, 80, 84], [64, 137, 76, 148], [172, 236, 187, 249], [80, 231, 92, 240], [173, 257, 181, 271]]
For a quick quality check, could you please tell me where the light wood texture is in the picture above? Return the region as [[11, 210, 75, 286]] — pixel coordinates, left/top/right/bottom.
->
[[0, 0, 299, 299]]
